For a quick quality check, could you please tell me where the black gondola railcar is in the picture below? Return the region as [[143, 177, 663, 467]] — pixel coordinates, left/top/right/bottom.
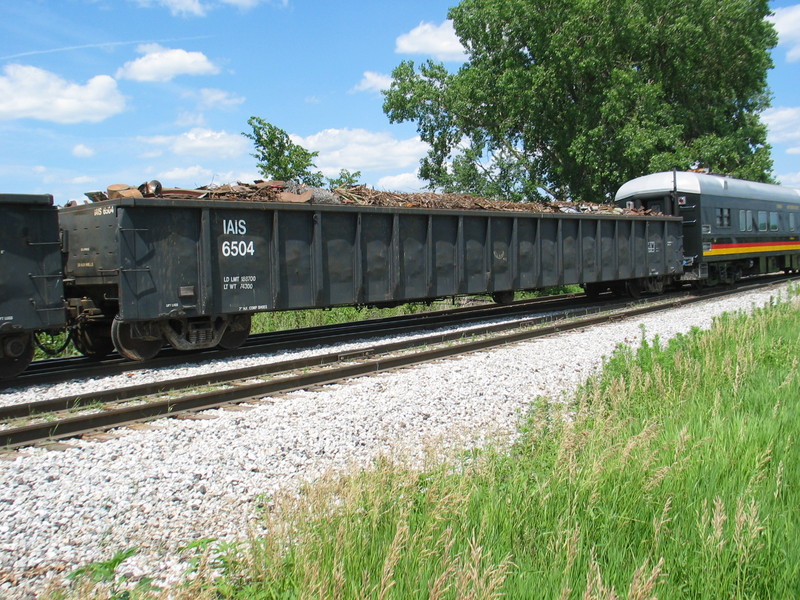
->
[[0, 194, 65, 378], [59, 197, 684, 361]]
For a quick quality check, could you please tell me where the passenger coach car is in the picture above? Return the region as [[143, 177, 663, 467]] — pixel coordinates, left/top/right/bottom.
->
[[616, 171, 800, 285]]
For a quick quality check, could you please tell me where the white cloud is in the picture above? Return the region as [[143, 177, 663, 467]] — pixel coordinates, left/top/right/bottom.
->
[[0, 64, 125, 124], [139, 149, 165, 159], [220, 0, 266, 9], [292, 128, 428, 173], [172, 128, 247, 157], [69, 175, 97, 184], [175, 111, 207, 127], [131, 0, 206, 16], [770, 5, 800, 62], [140, 128, 248, 158], [395, 20, 466, 62], [776, 171, 800, 187], [131, 0, 285, 17], [195, 88, 245, 109], [351, 71, 393, 94], [212, 169, 261, 184], [72, 144, 96, 158], [116, 44, 219, 82], [159, 164, 214, 182], [377, 171, 427, 192], [763, 106, 800, 144], [155, 166, 260, 187]]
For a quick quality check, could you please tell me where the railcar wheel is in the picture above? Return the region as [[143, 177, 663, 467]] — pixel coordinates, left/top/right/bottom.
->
[[111, 317, 163, 361], [624, 280, 642, 299], [0, 333, 34, 379], [491, 291, 515, 305], [72, 322, 115, 359], [218, 314, 252, 350], [648, 278, 665, 294]]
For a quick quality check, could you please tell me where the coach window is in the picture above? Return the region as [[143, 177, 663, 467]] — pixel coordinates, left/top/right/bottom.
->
[[790, 213, 797, 232], [770, 212, 779, 231], [715, 207, 731, 227], [758, 211, 768, 232], [740, 210, 754, 232]]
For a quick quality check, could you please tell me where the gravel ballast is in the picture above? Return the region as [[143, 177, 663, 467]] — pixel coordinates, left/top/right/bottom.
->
[[0, 283, 794, 598]]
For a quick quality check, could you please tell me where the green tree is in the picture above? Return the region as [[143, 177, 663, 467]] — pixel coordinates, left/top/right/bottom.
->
[[383, 0, 778, 202], [244, 117, 362, 189], [326, 168, 362, 189], [244, 116, 325, 187]]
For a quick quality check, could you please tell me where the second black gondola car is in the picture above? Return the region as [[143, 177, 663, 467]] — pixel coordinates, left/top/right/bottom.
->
[[0, 194, 65, 377]]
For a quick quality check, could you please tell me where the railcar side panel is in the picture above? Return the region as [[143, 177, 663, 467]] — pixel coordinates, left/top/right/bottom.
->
[[516, 219, 536, 290], [464, 216, 488, 293], [599, 220, 618, 281], [539, 219, 559, 287], [615, 220, 634, 280], [561, 219, 578, 284], [320, 211, 358, 306], [118, 207, 205, 321], [361, 213, 394, 302], [580, 220, 598, 283], [398, 215, 427, 299], [432, 215, 458, 296], [212, 207, 268, 313], [491, 217, 513, 292], [278, 211, 313, 308]]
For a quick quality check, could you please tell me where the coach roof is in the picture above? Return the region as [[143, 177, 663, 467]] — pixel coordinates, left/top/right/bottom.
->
[[615, 171, 800, 205]]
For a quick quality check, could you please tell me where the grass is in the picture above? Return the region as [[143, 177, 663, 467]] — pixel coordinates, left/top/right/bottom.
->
[[56, 286, 800, 599], [249, 287, 581, 334], [32, 330, 75, 360]]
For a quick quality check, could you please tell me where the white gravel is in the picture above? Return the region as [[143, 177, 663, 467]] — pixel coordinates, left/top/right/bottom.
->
[[0, 283, 793, 598]]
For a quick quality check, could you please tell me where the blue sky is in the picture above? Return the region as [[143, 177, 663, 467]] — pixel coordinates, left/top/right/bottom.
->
[[1, 0, 799, 205]]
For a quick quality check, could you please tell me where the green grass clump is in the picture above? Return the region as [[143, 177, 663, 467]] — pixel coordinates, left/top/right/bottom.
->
[[32, 330, 76, 360], [250, 302, 432, 333], [250, 287, 581, 334]]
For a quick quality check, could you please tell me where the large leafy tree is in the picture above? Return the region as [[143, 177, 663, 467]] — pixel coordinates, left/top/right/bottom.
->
[[383, 0, 778, 202]]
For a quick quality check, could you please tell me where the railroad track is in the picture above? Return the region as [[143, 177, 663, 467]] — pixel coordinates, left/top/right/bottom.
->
[[1, 277, 792, 450], [3, 292, 591, 388]]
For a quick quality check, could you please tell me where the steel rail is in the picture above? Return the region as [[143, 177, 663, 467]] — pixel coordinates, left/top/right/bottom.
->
[[1, 292, 589, 387]]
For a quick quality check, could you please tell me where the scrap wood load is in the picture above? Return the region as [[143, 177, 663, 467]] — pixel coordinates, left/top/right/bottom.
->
[[82, 180, 649, 216]]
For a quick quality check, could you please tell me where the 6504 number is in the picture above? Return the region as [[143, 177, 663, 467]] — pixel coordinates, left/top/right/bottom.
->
[[221, 240, 255, 257]]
